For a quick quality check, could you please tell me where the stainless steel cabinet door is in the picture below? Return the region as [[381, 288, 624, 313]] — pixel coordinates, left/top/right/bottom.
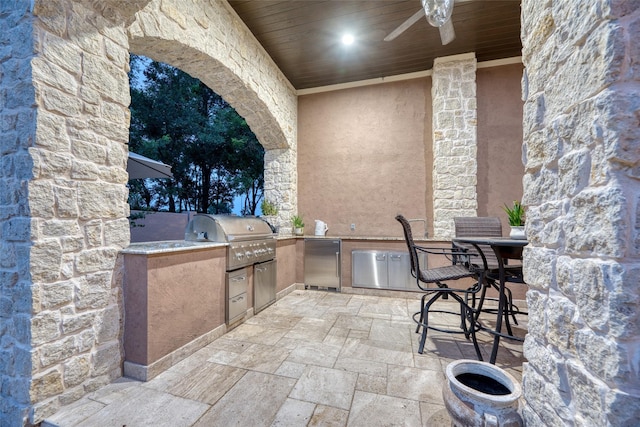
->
[[352, 251, 388, 288], [304, 239, 341, 289], [254, 259, 277, 313], [388, 251, 412, 289]]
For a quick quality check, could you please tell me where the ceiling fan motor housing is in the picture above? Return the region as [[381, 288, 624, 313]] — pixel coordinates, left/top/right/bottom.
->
[[421, 0, 454, 27]]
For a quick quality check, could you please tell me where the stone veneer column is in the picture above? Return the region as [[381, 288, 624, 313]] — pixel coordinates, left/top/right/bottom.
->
[[1, 1, 132, 424], [1, 2, 37, 424], [264, 148, 297, 234], [2, 0, 299, 424], [521, 1, 640, 425], [431, 53, 478, 239]]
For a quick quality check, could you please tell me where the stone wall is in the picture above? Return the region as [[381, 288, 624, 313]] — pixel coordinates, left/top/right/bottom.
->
[[0, 0, 298, 424], [0, 1, 131, 424], [431, 53, 478, 239], [0, 1, 37, 424], [127, 0, 298, 232], [521, 1, 640, 425]]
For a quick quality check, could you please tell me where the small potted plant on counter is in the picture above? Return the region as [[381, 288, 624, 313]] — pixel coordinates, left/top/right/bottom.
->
[[503, 200, 526, 239], [292, 214, 305, 236]]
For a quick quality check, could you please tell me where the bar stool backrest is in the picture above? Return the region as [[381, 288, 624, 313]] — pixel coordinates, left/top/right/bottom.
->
[[453, 217, 502, 269], [395, 214, 421, 279]]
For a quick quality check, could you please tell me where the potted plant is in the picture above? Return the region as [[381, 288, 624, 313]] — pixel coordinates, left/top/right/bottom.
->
[[260, 199, 279, 232], [292, 214, 305, 236], [503, 200, 526, 239], [261, 199, 278, 216]]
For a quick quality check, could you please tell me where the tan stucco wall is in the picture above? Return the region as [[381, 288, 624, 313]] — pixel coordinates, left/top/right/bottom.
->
[[477, 63, 525, 227], [298, 64, 524, 237], [298, 78, 432, 238], [276, 239, 298, 291]]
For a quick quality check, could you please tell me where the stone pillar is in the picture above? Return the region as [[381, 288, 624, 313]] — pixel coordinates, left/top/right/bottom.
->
[[2, 0, 297, 424], [1, 2, 37, 424], [431, 53, 478, 239], [521, 1, 640, 425], [264, 147, 297, 235], [1, 1, 132, 424]]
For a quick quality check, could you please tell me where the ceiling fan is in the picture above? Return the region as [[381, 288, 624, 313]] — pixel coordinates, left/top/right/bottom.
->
[[384, 0, 512, 46]]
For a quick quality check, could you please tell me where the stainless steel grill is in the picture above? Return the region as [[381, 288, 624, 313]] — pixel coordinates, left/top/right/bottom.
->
[[185, 214, 276, 270], [185, 214, 278, 320]]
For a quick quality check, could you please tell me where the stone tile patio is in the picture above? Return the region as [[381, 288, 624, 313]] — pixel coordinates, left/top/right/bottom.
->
[[43, 289, 526, 427]]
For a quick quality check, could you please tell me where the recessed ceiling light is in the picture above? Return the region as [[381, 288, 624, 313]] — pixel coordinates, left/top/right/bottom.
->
[[341, 34, 354, 46]]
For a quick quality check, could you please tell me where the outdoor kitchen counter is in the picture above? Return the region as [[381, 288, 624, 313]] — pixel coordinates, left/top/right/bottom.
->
[[281, 235, 452, 290], [285, 235, 435, 242], [121, 241, 228, 381]]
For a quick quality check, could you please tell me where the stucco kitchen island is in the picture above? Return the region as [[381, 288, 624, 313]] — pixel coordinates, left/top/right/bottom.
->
[[120, 241, 228, 381]]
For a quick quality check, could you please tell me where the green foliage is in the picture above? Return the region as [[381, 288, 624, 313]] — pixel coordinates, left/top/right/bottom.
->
[[127, 55, 264, 214], [128, 210, 147, 228], [503, 201, 525, 226], [292, 215, 304, 228], [261, 199, 278, 216]]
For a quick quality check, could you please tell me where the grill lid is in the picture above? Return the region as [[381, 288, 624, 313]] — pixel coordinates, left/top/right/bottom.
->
[[185, 214, 274, 242]]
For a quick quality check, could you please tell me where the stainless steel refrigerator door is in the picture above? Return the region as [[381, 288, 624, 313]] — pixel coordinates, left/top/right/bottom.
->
[[352, 251, 388, 288], [304, 239, 341, 289], [254, 259, 277, 314]]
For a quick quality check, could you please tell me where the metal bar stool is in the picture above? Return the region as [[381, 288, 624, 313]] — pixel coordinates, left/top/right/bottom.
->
[[452, 217, 527, 334], [396, 215, 483, 359]]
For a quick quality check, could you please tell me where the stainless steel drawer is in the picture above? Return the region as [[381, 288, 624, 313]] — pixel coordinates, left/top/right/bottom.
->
[[226, 267, 248, 323], [228, 268, 248, 298], [227, 292, 247, 323]]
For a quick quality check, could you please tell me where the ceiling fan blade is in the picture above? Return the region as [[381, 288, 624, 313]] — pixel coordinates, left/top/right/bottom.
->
[[439, 19, 456, 45], [383, 8, 424, 42]]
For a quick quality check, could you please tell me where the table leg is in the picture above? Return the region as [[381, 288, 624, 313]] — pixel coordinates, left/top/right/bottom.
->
[[489, 247, 507, 364]]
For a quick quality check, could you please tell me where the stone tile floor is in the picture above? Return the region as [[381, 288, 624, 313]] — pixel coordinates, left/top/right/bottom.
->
[[44, 289, 527, 427]]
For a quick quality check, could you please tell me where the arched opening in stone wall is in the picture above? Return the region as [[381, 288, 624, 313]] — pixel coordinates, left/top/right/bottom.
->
[[126, 34, 296, 233], [126, 55, 267, 242], [126, 0, 299, 231]]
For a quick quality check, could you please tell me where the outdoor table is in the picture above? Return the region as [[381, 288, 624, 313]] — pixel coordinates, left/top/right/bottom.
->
[[451, 236, 528, 364]]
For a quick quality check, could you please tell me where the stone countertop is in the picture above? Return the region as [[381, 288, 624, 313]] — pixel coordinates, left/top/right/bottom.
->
[[121, 240, 227, 255], [302, 235, 407, 241], [278, 235, 435, 242]]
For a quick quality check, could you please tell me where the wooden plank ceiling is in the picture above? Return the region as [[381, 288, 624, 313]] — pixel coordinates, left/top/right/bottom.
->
[[227, 0, 522, 90]]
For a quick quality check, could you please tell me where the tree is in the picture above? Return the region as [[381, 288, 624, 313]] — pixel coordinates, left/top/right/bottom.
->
[[127, 55, 264, 214]]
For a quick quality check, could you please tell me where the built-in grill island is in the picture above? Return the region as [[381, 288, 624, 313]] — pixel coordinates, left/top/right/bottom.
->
[[185, 214, 277, 323]]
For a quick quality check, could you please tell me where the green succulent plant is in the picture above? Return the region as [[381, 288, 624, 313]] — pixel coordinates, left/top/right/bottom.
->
[[292, 215, 304, 228], [503, 201, 525, 226]]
